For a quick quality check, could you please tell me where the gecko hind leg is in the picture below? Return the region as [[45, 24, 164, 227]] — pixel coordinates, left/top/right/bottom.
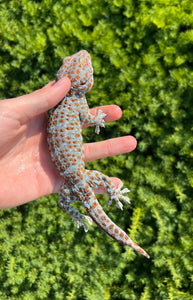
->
[[85, 170, 130, 210], [59, 185, 92, 232]]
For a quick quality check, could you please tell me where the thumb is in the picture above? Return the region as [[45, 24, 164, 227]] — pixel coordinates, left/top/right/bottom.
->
[[12, 77, 71, 122]]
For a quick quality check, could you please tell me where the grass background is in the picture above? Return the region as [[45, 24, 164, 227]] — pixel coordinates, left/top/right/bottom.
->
[[0, 0, 193, 299]]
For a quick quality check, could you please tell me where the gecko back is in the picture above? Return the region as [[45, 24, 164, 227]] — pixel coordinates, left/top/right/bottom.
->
[[47, 50, 150, 259]]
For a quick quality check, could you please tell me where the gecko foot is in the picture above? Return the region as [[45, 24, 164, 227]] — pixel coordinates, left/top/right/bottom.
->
[[107, 181, 130, 210], [74, 214, 92, 232], [95, 109, 106, 134]]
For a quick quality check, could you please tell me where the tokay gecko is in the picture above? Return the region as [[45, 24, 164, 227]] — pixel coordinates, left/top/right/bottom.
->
[[47, 50, 149, 259]]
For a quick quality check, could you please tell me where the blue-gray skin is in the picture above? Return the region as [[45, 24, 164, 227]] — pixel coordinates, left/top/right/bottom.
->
[[47, 50, 150, 258]]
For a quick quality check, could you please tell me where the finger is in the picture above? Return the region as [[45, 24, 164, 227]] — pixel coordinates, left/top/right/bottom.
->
[[84, 135, 137, 162], [41, 80, 55, 89], [11, 77, 71, 122], [82, 105, 122, 128]]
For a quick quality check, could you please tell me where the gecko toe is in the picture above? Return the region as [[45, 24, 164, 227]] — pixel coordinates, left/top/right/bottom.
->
[[82, 215, 92, 225], [116, 200, 123, 210], [120, 195, 131, 204], [106, 199, 112, 206]]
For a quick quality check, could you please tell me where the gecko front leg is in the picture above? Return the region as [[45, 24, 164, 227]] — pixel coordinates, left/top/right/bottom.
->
[[95, 109, 107, 134], [79, 97, 106, 134]]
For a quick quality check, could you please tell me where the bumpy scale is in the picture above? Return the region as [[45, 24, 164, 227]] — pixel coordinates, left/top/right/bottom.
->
[[47, 50, 149, 259]]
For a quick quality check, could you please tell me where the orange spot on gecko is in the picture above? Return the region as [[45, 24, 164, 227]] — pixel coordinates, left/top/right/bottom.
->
[[137, 248, 145, 255], [92, 202, 98, 208]]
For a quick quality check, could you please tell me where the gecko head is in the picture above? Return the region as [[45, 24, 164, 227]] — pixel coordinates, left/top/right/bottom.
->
[[56, 50, 94, 96]]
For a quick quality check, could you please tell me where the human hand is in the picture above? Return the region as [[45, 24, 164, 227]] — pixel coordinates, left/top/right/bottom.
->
[[0, 78, 137, 208]]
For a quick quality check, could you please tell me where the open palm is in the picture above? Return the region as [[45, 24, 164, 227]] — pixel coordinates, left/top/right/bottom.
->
[[0, 78, 137, 208]]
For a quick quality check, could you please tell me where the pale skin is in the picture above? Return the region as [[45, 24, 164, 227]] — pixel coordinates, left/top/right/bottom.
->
[[0, 77, 137, 209]]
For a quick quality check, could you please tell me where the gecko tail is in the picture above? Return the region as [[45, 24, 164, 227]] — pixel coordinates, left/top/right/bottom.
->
[[85, 199, 150, 259]]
